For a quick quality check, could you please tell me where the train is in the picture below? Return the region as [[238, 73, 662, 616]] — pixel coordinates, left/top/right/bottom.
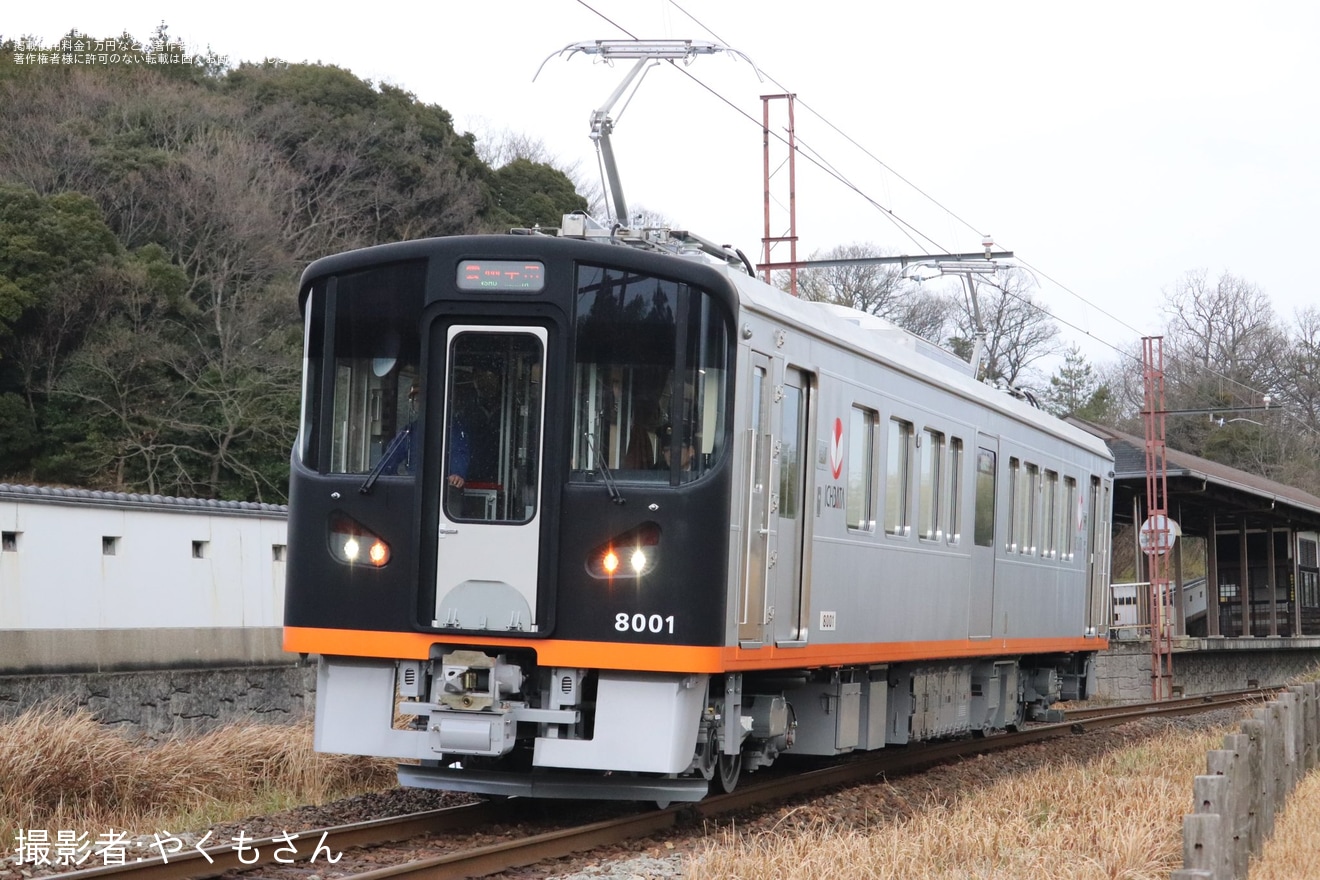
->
[[281, 207, 1114, 802]]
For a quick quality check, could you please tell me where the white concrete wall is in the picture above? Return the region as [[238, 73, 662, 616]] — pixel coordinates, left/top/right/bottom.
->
[[0, 485, 291, 672], [0, 487, 286, 630]]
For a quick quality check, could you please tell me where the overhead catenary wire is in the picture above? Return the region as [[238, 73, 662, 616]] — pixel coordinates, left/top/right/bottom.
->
[[571, 0, 1293, 418]]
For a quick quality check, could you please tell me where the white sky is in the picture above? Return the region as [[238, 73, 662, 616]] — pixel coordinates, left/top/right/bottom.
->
[[9, 1, 1319, 369]]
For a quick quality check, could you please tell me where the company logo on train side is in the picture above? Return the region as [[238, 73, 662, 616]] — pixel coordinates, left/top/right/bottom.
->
[[829, 417, 844, 480]]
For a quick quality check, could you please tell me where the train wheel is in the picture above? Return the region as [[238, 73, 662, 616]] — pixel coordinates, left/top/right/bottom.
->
[[716, 752, 741, 794], [697, 741, 717, 781]]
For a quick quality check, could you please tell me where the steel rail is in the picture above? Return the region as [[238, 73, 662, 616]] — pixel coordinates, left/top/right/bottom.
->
[[328, 689, 1266, 880], [46, 689, 1265, 880], [50, 801, 509, 880]]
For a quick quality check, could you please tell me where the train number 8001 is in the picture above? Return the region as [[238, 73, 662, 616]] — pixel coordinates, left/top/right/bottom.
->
[[614, 613, 676, 634]]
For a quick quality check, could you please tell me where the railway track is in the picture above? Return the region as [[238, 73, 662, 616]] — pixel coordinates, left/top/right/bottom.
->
[[50, 689, 1262, 880]]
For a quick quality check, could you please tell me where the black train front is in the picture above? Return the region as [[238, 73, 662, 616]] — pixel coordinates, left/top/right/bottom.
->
[[284, 226, 1112, 802]]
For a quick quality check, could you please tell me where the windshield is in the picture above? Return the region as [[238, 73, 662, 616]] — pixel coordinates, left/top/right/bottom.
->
[[571, 265, 730, 483], [302, 261, 426, 475]]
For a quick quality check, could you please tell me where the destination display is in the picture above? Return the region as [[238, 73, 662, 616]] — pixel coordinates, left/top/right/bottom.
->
[[456, 260, 546, 291]]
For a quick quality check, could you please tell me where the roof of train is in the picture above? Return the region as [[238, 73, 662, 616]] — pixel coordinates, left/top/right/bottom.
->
[[722, 266, 1113, 462], [0, 483, 288, 517], [297, 229, 1108, 462]]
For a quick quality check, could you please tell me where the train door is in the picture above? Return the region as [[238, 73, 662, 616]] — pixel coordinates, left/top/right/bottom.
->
[[1085, 475, 1112, 636], [738, 352, 774, 646], [772, 370, 812, 646], [432, 325, 548, 632], [968, 439, 998, 639]]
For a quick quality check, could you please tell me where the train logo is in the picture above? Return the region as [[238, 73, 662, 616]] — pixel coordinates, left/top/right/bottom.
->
[[829, 417, 844, 479]]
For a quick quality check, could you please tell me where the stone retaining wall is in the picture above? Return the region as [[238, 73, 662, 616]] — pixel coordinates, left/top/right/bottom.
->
[[0, 663, 315, 738], [1095, 638, 1320, 702]]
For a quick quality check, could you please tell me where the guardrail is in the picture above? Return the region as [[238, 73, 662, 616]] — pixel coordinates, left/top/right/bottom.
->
[[1171, 681, 1318, 880]]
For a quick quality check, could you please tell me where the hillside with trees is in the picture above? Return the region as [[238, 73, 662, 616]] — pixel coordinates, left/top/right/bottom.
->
[[2, 28, 1317, 502], [0, 26, 586, 501]]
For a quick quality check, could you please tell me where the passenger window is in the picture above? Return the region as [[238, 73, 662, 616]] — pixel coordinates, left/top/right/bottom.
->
[[1042, 470, 1059, 558], [1062, 476, 1078, 560], [918, 428, 944, 541], [1007, 457, 1020, 551], [1022, 463, 1039, 555], [847, 406, 877, 531], [947, 438, 963, 545], [885, 418, 913, 537]]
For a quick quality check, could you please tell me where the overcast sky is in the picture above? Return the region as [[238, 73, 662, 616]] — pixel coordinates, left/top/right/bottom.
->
[[9, 1, 1318, 369]]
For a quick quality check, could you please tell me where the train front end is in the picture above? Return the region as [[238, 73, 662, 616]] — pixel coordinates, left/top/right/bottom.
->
[[283, 234, 739, 801]]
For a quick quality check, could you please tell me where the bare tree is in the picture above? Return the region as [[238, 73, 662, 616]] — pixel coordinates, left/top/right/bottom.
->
[[785, 243, 953, 343], [948, 267, 1060, 388], [1161, 269, 1286, 400], [1284, 307, 1320, 435]]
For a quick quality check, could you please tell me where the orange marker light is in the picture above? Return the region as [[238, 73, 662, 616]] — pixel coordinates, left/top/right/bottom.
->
[[602, 549, 620, 575], [369, 540, 390, 567]]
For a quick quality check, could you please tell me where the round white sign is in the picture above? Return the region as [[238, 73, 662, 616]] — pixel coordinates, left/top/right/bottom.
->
[[1139, 514, 1181, 555]]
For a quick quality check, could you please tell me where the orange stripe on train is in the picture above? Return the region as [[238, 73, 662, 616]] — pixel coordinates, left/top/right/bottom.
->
[[284, 626, 1105, 674]]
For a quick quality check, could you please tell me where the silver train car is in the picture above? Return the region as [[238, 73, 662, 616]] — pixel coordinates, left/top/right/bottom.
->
[[284, 218, 1113, 802]]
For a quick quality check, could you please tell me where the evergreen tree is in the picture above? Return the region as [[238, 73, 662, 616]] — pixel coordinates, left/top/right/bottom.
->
[[1044, 344, 1113, 420]]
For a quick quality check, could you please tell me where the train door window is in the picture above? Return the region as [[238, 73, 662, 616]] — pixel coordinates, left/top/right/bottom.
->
[[779, 384, 802, 518], [847, 406, 877, 532], [1041, 470, 1059, 559], [1021, 463, 1040, 555], [885, 418, 913, 537], [974, 448, 996, 548], [946, 437, 963, 545], [1061, 476, 1078, 560], [316, 262, 426, 475], [443, 331, 544, 524], [918, 428, 944, 542], [1, 531, 17, 552], [1006, 457, 1020, 551], [570, 266, 730, 483]]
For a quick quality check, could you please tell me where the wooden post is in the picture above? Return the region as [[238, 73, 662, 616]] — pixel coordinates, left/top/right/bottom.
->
[[1267, 701, 1288, 812], [1304, 680, 1314, 770], [1193, 774, 1232, 880], [1244, 713, 1272, 846], [1183, 812, 1224, 879], [1210, 742, 1249, 880], [1278, 692, 1298, 796], [1171, 871, 1214, 880]]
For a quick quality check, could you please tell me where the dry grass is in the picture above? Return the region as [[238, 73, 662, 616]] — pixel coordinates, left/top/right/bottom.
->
[[0, 704, 393, 851], [1252, 767, 1320, 879], [687, 725, 1230, 880]]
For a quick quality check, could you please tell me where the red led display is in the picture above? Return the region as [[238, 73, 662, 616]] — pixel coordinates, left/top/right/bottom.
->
[[456, 260, 546, 292]]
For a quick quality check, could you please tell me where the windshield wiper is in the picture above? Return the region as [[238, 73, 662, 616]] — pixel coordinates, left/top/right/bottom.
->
[[585, 432, 626, 506], [360, 425, 411, 495]]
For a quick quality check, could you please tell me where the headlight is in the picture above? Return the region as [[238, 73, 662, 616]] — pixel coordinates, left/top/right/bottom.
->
[[330, 514, 391, 567], [587, 522, 660, 579]]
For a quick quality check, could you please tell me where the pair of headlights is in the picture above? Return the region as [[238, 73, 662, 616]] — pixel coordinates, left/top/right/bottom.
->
[[330, 515, 390, 567], [329, 516, 661, 580]]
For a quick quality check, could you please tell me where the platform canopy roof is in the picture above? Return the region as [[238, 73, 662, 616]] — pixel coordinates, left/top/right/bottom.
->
[[1069, 419, 1320, 536]]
